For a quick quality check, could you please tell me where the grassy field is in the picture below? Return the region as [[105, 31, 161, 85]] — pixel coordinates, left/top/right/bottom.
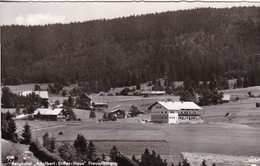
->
[[3, 84, 260, 165]]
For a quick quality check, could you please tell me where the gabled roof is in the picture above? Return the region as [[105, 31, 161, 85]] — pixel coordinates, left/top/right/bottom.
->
[[21, 91, 49, 99], [109, 109, 124, 113], [141, 91, 165, 95], [34, 108, 63, 116], [148, 101, 201, 110]]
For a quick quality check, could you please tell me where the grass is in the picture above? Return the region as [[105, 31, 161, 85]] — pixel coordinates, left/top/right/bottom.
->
[[182, 152, 252, 166], [3, 84, 260, 165]]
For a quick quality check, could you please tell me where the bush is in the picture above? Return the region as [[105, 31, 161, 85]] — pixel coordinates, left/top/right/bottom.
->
[[256, 102, 260, 108], [29, 140, 64, 162], [58, 132, 63, 135]]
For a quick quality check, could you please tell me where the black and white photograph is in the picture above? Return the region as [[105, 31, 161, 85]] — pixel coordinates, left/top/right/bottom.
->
[[1, 1, 260, 166]]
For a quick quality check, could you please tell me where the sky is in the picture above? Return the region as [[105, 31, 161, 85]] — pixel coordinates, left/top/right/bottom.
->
[[0, 1, 260, 26]]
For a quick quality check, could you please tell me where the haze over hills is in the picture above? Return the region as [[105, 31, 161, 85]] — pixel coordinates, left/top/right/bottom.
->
[[1, 7, 260, 91]]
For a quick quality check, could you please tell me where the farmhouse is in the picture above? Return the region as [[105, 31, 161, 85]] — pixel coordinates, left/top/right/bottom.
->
[[109, 109, 126, 118], [21, 91, 49, 100], [148, 101, 202, 124], [33, 108, 65, 121], [93, 102, 108, 110], [141, 90, 165, 96]]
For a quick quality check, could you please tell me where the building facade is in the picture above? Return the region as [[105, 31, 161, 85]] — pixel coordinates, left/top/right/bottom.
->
[[148, 101, 202, 124]]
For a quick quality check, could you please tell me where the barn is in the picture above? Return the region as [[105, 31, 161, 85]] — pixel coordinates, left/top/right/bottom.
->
[[33, 108, 65, 121]]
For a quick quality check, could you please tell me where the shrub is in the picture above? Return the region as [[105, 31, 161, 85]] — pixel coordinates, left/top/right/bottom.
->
[[29, 140, 64, 162], [58, 132, 63, 135], [256, 102, 260, 108]]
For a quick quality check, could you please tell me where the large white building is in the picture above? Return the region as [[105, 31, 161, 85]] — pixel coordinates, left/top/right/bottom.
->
[[148, 101, 202, 124]]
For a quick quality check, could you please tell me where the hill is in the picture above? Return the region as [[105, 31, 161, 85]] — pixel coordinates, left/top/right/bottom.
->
[[2, 7, 260, 91]]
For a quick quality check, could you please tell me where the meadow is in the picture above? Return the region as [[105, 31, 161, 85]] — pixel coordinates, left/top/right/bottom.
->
[[2, 84, 260, 165]]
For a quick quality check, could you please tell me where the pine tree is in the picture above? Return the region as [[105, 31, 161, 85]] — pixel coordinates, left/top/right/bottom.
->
[[102, 153, 106, 161], [73, 134, 88, 155], [132, 155, 139, 164], [110, 145, 120, 162], [182, 158, 190, 166], [7, 117, 18, 143], [49, 137, 56, 153], [103, 113, 108, 121], [20, 122, 32, 144], [201, 159, 207, 166], [212, 164, 216, 166], [170, 163, 175, 166], [87, 141, 97, 161], [140, 148, 151, 166], [15, 106, 21, 115], [58, 141, 77, 162], [89, 110, 96, 119], [42, 132, 51, 151]]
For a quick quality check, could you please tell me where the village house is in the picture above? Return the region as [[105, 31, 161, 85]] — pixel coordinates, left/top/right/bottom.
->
[[141, 90, 166, 97], [93, 102, 108, 110], [21, 91, 49, 106], [109, 109, 126, 119], [21, 91, 49, 100], [148, 101, 202, 124], [33, 108, 66, 121]]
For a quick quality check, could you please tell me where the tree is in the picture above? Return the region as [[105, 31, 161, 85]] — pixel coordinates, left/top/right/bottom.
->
[[87, 141, 97, 161], [140, 148, 151, 166], [1, 87, 13, 108], [110, 145, 120, 162], [182, 158, 190, 166], [1, 111, 18, 142], [129, 105, 141, 117], [7, 116, 18, 143], [68, 96, 74, 108], [49, 137, 56, 153], [102, 153, 106, 161], [201, 159, 207, 166], [42, 133, 51, 151], [15, 106, 21, 115], [132, 155, 139, 164], [62, 90, 67, 97], [64, 107, 76, 120], [73, 134, 88, 157], [20, 122, 32, 145], [34, 84, 41, 91], [103, 113, 108, 121], [89, 110, 96, 119], [58, 141, 77, 162]]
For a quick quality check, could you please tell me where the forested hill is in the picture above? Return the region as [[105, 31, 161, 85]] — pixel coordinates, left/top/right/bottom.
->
[[2, 7, 260, 90]]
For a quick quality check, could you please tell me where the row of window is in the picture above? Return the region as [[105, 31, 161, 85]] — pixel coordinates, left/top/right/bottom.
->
[[155, 106, 162, 109]]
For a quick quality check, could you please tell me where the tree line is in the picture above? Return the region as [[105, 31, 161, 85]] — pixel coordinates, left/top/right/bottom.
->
[[2, 7, 260, 92]]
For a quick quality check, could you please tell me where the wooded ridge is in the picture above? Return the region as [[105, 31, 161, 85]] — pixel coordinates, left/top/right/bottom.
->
[[2, 7, 260, 90]]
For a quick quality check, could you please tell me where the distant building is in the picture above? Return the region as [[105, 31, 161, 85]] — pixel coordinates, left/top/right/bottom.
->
[[222, 94, 231, 103], [21, 91, 49, 100], [93, 102, 108, 110], [20, 90, 49, 107], [109, 109, 126, 119], [148, 101, 202, 124], [33, 108, 65, 121], [141, 90, 165, 96]]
